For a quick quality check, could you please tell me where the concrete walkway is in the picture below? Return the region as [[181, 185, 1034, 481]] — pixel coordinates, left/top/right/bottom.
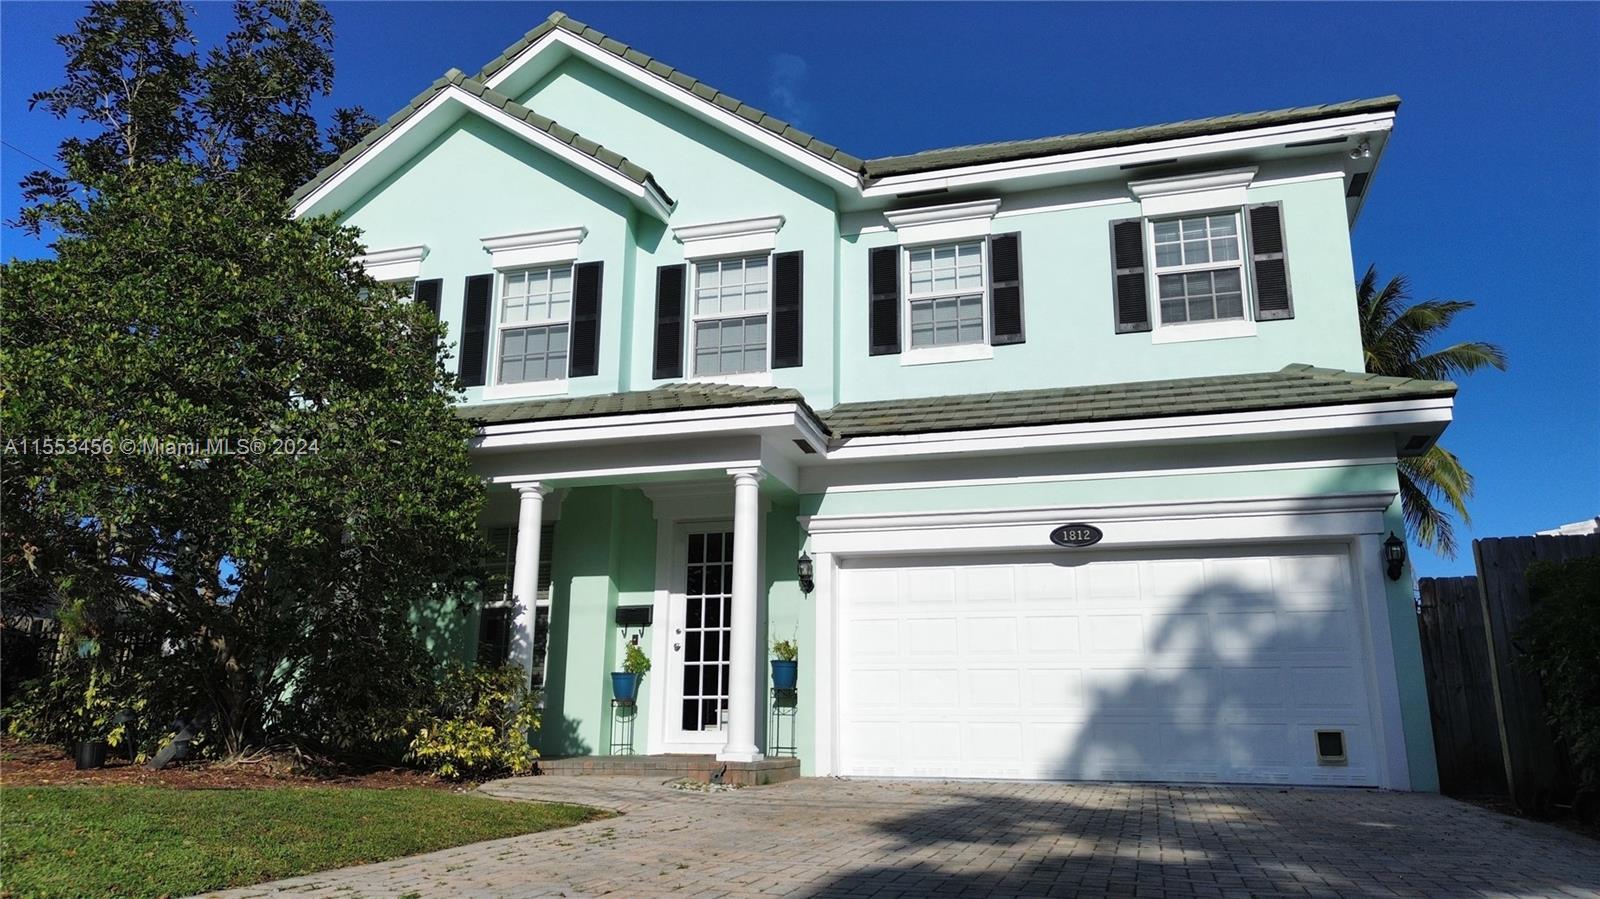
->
[[205, 776, 1600, 898]]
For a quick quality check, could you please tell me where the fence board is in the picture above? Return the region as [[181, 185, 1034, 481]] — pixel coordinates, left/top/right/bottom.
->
[[1476, 534, 1600, 813], [1417, 577, 1506, 796]]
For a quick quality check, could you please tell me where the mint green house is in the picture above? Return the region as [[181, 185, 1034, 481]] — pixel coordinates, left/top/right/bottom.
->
[[293, 12, 1453, 790]]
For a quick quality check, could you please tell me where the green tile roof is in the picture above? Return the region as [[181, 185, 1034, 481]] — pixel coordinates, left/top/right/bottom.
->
[[290, 68, 671, 209], [862, 96, 1402, 179], [466, 382, 812, 425], [817, 364, 1453, 438], [477, 12, 866, 173], [463, 366, 1453, 440]]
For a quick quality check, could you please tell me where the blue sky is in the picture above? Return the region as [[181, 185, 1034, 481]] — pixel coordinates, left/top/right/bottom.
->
[[3, 2, 1596, 577]]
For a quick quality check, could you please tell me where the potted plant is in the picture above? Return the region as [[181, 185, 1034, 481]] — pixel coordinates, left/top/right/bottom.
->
[[771, 639, 799, 691], [611, 642, 650, 704]]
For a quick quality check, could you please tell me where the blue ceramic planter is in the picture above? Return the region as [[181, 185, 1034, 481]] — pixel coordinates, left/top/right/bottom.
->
[[611, 671, 641, 703], [770, 659, 798, 690]]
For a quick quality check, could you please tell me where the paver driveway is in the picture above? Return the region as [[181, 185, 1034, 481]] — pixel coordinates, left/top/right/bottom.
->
[[208, 777, 1600, 898]]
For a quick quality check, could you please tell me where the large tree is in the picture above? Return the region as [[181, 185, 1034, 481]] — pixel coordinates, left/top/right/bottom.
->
[[1357, 265, 1507, 558], [3, 164, 484, 756], [19, 0, 375, 235], [4, 1, 471, 759]]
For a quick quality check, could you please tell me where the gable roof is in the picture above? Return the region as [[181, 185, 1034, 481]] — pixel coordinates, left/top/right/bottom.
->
[[466, 366, 1453, 441], [862, 96, 1403, 179], [290, 68, 672, 213], [476, 12, 866, 174]]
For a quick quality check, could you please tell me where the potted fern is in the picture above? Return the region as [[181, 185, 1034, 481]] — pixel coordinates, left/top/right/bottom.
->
[[611, 642, 651, 704], [770, 639, 799, 691]]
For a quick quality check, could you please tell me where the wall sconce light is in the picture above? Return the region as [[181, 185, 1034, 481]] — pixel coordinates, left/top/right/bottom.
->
[[797, 553, 815, 594], [1383, 532, 1407, 581]]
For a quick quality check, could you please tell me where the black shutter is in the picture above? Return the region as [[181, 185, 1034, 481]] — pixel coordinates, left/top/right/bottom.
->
[[868, 245, 900, 356], [569, 261, 603, 377], [414, 278, 442, 320], [1110, 219, 1151, 334], [988, 232, 1024, 345], [1249, 203, 1294, 321], [459, 273, 493, 386], [652, 264, 686, 379], [771, 251, 803, 369]]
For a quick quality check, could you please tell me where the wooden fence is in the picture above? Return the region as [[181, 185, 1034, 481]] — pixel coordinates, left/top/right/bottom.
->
[[1416, 533, 1599, 813], [1417, 576, 1505, 796]]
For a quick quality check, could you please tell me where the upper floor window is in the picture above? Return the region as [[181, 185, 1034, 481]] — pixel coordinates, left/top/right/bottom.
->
[[693, 254, 769, 376], [906, 241, 986, 348], [498, 265, 571, 384], [1150, 212, 1245, 326]]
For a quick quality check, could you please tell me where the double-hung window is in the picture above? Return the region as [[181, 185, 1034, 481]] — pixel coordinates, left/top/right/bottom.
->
[[906, 241, 986, 348], [692, 254, 769, 376], [497, 265, 571, 384], [1150, 212, 1246, 326]]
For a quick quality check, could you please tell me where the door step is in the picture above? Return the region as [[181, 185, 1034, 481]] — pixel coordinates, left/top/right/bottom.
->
[[535, 754, 799, 786]]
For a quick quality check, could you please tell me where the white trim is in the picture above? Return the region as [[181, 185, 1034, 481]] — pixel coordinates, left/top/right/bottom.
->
[[685, 370, 775, 388], [482, 378, 568, 401], [828, 397, 1454, 461], [810, 549, 838, 775], [992, 195, 1129, 220], [1129, 166, 1257, 217], [357, 244, 429, 282], [806, 453, 1399, 495], [1251, 169, 1347, 189], [480, 226, 587, 270], [863, 111, 1395, 197], [292, 86, 673, 221], [1150, 319, 1258, 344], [900, 343, 994, 366], [1352, 531, 1413, 790], [483, 30, 862, 190], [673, 216, 785, 260], [685, 253, 773, 379], [884, 198, 1001, 244]]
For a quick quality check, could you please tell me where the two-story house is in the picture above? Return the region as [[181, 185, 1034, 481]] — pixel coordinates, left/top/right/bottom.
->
[[292, 12, 1453, 790]]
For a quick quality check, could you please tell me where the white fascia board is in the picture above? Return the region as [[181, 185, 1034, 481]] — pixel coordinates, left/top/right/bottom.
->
[[825, 397, 1453, 461], [480, 226, 587, 269], [883, 198, 1001, 243], [801, 492, 1397, 557], [292, 87, 672, 222], [862, 112, 1396, 198], [672, 215, 785, 259], [470, 402, 821, 451], [485, 30, 862, 191], [357, 244, 429, 281]]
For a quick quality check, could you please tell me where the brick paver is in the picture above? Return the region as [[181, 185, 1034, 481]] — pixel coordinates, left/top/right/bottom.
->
[[205, 778, 1600, 898]]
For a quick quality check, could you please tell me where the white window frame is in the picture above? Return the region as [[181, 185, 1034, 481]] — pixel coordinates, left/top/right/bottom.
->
[[900, 238, 995, 366], [485, 263, 574, 399], [1145, 208, 1258, 345], [687, 252, 774, 385]]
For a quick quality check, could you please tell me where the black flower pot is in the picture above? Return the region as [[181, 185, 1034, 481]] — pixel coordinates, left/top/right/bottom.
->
[[74, 740, 108, 770]]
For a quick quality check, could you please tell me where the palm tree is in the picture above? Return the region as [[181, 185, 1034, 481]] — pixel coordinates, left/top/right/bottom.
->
[[1357, 265, 1507, 558]]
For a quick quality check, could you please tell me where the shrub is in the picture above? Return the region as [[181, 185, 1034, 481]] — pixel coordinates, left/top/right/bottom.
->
[[408, 663, 539, 780], [622, 642, 651, 676], [1520, 556, 1600, 789]]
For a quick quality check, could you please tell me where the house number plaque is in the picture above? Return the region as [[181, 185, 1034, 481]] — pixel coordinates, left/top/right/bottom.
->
[[1049, 523, 1103, 548]]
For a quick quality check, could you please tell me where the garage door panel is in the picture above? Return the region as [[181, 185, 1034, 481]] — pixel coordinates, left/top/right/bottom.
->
[[838, 545, 1380, 787]]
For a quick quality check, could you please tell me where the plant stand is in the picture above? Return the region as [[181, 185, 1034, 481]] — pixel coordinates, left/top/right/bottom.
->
[[769, 688, 798, 758], [610, 698, 637, 756]]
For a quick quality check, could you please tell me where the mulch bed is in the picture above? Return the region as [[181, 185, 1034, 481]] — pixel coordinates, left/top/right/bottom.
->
[[0, 735, 463, 791]]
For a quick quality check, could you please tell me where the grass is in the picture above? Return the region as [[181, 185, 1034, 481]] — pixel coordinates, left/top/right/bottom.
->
[[0, 784, 607, 898]]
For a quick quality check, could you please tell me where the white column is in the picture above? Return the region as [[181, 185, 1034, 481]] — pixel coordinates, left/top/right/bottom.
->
[[510, 482, 551, 688], [719, 467, 765, 762]]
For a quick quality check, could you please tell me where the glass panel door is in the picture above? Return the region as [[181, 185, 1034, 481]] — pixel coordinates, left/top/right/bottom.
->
[[680, 530, 734, 732]]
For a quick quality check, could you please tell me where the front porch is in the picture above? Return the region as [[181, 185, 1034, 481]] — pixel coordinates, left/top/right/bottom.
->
[[460, 389, 821, 767], [536, 753, 801, 786]]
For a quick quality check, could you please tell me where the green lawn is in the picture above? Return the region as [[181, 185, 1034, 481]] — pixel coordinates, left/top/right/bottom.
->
[[0, 785, 606, 898]]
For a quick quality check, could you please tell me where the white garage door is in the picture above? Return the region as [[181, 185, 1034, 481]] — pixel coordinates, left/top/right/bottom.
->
[[838, 544, 1381, 785]]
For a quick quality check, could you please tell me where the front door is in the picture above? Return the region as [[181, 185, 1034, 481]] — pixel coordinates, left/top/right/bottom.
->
[[666, 527, 735, 748]]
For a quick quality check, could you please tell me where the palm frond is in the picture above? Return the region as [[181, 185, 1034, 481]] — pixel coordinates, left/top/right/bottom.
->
[[1408, 341, 1509, 380], [1398, 463, 1459, 558]]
